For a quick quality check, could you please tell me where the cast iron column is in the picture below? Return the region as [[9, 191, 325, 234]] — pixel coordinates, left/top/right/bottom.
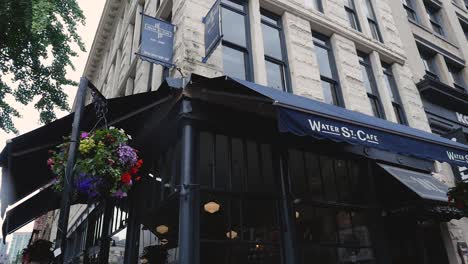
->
[[278, 149, 299, 264], [55, 77, 88, 262], [178, 100, 198, 264]]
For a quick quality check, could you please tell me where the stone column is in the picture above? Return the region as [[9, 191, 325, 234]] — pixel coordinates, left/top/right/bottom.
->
[[248, 0, 267, 85], [392, 63, 431, 132], [331, 33, 373, 115], [282, 11, 323, 101]]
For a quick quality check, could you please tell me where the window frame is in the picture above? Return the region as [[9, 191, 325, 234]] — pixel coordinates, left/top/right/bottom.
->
[[220, 0, 254, 81], [312, 32, 345, 107], [344, 0, 362, 31], [364, 0, 383, 42], [424, 3, 445, 36], [402, 0, 419, 22], [306, 0, 324, 12], [260, 9, 292, 92], [382, 63, 408, 125], [358, 52, 386, 119], [419, 48, 439, 79], [447, 62, 467, 91]]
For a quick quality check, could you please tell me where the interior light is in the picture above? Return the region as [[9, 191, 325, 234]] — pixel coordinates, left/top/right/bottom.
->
[[160, 238, 169, 245], [141, 258, 148, 264], [156, 225, 169, 234], [148, 173, 154, 178], [155, 177, 162, 182], [226, 230, 238, 239], [204, 200, 220, 214], [295, 211, 300, 219]]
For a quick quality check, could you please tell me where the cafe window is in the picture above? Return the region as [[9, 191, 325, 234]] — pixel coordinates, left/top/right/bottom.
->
[[312, 32, 343, 106], [221, 0, 252, 81], [402, 0, 419, 22], [363, 0, 383, 42], [344, 0, 361, 31], [358, 52, 385, 119], [261, 10, 290, 91], [288, 150, 373, 204], [382, 63, 407, 125], [424, 2, 445, 36], [197, 131, 282, 263], [197, 131, 278, 193], [287, 149, 377, 264]]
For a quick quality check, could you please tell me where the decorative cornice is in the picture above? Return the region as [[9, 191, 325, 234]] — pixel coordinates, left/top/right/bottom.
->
[[83, 0, 124, 81]]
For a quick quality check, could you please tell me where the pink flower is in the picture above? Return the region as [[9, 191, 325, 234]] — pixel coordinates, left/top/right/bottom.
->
[[47, 158, 54, 167], [80, 132, 89, 139]]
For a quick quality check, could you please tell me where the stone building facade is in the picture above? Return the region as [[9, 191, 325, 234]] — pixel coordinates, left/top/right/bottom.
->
[[387, 1, 468, 263], [80, 0, 467, 263]]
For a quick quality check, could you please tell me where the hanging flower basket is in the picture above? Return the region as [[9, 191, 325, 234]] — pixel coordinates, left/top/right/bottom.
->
[[48, 127, 143, 200], [447, 181, 468, 210]]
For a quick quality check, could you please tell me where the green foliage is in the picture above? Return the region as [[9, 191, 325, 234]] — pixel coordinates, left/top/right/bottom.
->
[[0, 0, 85, 133], [49, 127, 143, 200]]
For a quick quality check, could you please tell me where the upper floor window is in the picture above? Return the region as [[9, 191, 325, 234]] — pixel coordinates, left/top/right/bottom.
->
[[344, 0, 361, 31], [312, 32, 343, 106], [261, 10, 289, 91], [305, 0, 323, 12], [358, 52, 385, 119], [382, 63, 407, 125], [419, 49, 439, 79], [402, 0, 418, 22], [424, 3, 445, 36], [447, 62, 466, 91], [221, 0, 252, 81], [363, 0, 383, 42], [460, 18, 468, 40]]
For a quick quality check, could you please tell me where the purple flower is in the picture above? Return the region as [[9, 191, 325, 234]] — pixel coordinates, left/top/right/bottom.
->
[[112, 189, 128, 199], [80, 132, 89, 139], [118, 144, 137, 167], [75, 173, 102, 198]]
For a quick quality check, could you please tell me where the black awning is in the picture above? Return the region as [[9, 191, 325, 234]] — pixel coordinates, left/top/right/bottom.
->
[[2, 184, 60, 240], [0, 79, 183, 217], [188, 76, 468, 166], [377, 163, 465, 221], [378, 163, 449, 202]]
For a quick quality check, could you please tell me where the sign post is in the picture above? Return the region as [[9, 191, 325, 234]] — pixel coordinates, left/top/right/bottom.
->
[[202, 0, 223, 63], [136, 14, 175, 67]]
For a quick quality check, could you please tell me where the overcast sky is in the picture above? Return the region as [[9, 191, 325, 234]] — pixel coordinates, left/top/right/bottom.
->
[[0, 0, 106, 239]]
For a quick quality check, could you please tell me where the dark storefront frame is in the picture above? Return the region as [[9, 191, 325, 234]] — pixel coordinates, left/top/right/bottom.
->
[[2, 76, 467, 264]]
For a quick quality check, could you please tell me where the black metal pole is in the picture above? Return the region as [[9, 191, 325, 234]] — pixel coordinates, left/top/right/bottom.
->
[[55, 77, 88, 262], [178, 100, 198, 264], [278, 149, 299, 264], [98, 198, 114, 263]]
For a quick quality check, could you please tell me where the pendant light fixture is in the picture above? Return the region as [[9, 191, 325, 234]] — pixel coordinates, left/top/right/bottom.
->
[[156, 225, 169, 234], [226, 230, 238, 239], [203, 200, 220, 214]]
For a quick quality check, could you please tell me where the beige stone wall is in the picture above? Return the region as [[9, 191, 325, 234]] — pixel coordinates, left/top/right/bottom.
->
[[85, 0, 429, 135]]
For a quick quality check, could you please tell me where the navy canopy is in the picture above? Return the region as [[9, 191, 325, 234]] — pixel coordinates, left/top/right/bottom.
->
[[199, 76, 468, 166]]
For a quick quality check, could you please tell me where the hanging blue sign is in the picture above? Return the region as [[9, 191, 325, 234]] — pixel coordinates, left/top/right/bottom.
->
[[202, 0, 222, 63], [137, 14, 175, 67], [277, 107, 468, 166]]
